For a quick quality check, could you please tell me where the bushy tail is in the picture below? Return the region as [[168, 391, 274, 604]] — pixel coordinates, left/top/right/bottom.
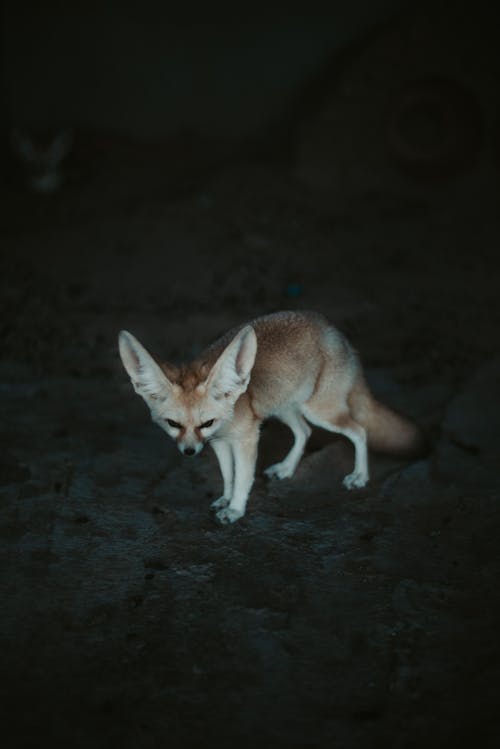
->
[[349, 380, 429, 458]]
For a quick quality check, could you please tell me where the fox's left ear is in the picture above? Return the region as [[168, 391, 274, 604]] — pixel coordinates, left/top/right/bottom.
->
[[118, 330, 173, 404], [206, 325, 257, 402]]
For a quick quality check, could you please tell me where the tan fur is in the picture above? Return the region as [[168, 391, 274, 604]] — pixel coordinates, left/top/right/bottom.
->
[[347, 377, 428, 457], [118, 311, 426, 524]]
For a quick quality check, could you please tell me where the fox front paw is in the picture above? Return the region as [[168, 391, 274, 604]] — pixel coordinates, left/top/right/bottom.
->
[[215, 507, 244, 524], [211, 496, 230, 510], [342, 471, 368, 490], [264, 461, 295, 480]]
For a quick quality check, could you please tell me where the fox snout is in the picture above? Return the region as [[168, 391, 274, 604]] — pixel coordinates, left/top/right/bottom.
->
[[177, 439, 204, 457], [161, 420, 212, 458]]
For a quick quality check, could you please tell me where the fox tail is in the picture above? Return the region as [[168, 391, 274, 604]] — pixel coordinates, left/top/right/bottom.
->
[[349, 379, 429, 458]]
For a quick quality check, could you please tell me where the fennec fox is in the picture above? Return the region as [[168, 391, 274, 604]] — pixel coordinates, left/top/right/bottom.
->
[[119, 311, 425, 524]]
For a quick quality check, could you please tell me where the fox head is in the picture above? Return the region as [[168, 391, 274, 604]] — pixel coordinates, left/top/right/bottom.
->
[[118, 326, 257, 456]]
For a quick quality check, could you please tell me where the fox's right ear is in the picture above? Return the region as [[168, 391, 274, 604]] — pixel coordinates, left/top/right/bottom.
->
[[118, 331, 172, 404], [206, 325, 257, 403]]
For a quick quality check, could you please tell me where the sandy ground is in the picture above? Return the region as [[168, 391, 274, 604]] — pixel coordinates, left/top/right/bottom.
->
[[1, 48, 500, 746]]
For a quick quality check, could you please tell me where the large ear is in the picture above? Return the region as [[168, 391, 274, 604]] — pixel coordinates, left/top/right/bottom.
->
[[118, 331, 172, 404], [206, 325, 257, 402]]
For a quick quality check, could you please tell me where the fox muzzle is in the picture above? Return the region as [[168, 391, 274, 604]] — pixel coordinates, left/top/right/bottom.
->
[[178, 441, 204, 457]]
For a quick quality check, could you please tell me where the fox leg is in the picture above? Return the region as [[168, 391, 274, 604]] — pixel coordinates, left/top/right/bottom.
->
[[264, 408, 312, 479], [210, 439, 234, 509], [215, 428, 259, 524], [302, 406, 369, 489]]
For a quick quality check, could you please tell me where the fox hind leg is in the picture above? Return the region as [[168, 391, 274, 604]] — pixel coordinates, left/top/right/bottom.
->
[[264, 408, 312, 480], [301, 406, 369, 489]]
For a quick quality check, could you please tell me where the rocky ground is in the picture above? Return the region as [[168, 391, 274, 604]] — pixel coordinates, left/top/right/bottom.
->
[[1, 141, 499, 748], [1, 10, 500, 744]]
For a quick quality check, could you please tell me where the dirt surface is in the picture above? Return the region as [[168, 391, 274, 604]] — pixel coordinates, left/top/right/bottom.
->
[[2, 145, 499, 748], [2, 15, 500, 746]]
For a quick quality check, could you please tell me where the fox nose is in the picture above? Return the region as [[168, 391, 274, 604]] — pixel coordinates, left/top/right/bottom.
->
[[183, 447, 196, 456]]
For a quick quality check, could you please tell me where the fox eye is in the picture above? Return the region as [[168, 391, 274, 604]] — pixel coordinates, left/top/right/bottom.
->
[[200, 419, 215, 429], [165, 419, 182, 429]]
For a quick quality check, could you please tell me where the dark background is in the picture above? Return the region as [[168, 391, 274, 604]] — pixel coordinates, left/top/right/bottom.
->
[[1, 2, 500, 748]]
